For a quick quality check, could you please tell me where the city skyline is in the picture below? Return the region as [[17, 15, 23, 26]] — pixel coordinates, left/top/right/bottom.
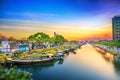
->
[[0, 0, 120, 41]]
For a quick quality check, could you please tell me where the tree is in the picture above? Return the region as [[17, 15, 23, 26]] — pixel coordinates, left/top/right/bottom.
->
[[54, 34, 66, 43], [27, 32, 50, 44], [49, 37, 55, 43], [8, 37, 16, 41], [35, 32, 50, 43], [28, 35, 35, 42], [27, 32, 67, 45]]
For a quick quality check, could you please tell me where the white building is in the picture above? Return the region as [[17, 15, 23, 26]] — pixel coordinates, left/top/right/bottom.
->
[[0, 41, 10, 53]]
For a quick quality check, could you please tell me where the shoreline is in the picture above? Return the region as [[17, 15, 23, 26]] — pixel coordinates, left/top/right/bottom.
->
[[92, 43, 120, 63]]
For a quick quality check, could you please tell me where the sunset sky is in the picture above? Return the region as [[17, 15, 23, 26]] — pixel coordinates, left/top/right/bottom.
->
[[0, 0, 120, 41]]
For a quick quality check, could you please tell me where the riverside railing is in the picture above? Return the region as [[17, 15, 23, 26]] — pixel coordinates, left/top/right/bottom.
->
[[93, 44, 120, 55], [93, 43, 120, 62]]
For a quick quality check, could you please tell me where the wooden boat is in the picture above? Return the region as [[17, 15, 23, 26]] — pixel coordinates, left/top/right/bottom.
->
[[6, 58, 53, 65], [95, 47, 106, 54], [53, 56, 63, 60], [63, 49, 69, 53]]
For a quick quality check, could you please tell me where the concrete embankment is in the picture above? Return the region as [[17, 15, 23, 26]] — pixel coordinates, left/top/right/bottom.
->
[[92, 44, 120, 63]]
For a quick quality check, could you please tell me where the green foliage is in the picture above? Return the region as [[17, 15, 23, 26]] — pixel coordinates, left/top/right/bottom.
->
[[118, 54, 120, 59], [0, 54, 8, 63], [45, 49, 57, 55], [0, 44, 2, 46], [31, 53, 39, 58], [8, 41, 15, 45], [10, 53, 23, 60], [0, 66, 32, 80], [94, 41, 120, 48], [27, 32, 66, 44], [54, 34, 66, 43], [28, 35, 36, 42], [49, 37, 55, 43], [31, 49, 43, 53], [28, 32, 50, 43]]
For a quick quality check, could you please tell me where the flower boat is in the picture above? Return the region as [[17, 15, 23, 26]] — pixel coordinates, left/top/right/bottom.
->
[[6, 58, 53, 65]]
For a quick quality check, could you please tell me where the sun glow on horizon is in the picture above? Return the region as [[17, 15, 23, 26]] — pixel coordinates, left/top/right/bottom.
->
[[0, 20, 112, 41], [1, 0, 119, 41]]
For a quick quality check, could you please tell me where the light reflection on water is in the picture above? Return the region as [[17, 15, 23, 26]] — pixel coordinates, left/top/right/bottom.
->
[[17, 44, 120, 80], [67, 44, 118, 79]]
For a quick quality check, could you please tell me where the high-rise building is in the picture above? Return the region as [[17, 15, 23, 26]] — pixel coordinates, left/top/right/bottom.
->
[[112, 15, 120, 40]]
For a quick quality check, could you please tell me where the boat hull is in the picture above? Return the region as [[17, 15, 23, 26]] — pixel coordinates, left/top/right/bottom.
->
[[6, 58, 53, 65]]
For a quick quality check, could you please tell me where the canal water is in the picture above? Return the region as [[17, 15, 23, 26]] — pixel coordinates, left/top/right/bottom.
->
[[17, 44, 120, 80]]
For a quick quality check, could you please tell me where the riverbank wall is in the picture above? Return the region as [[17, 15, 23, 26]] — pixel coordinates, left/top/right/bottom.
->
[[92, 43, 120, 63]]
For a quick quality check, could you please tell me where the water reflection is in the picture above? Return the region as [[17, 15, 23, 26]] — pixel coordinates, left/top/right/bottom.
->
[[16, 44, 120, 80], [58, 60, 64, 64], [65, 44, 119, 79], [102, 52, 114, 62]]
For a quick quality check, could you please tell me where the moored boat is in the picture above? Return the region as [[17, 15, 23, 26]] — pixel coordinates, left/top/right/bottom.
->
[[6, 58, 53, 65], [95, 47, 106, 54], [53, 56, 63, 60]]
